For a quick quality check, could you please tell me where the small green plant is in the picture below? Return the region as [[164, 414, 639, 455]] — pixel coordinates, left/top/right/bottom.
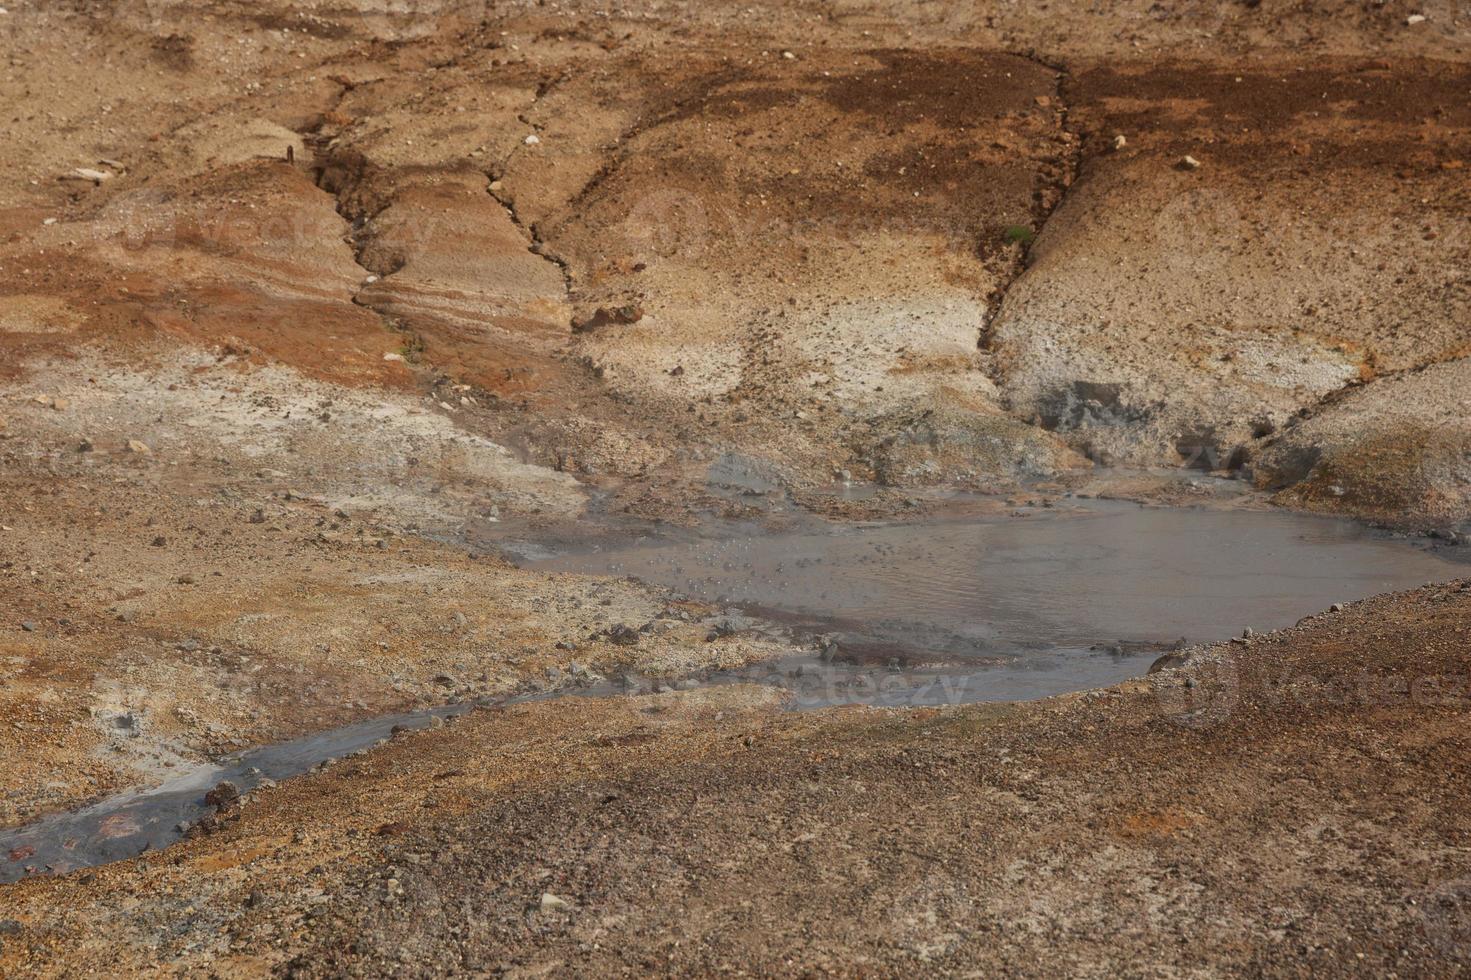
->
[[1003, 224, 1036, 246]]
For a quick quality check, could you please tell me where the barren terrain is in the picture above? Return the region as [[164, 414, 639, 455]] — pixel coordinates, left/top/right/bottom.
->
[[0, 0, 1468, 976]]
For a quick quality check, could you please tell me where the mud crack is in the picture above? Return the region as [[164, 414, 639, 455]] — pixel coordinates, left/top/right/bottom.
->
[[485, 175, 573, 302], [977, 54, 1083, 360]]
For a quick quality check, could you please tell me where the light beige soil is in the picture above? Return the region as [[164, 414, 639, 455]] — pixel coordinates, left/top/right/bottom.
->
[[0, 1, 1468, 975]]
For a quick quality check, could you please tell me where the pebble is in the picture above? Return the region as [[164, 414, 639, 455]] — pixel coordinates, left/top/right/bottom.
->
[[1113, 134, 1127, 150], [1179, 155, 1201, 170], [606, 624, 641, 646], [540, 892, 572, 911], [19, 621, 36, 632], [524, 133, 541, 145], [126, 439, 151, 454], [1331, 603, 1345, 613], [1406, 13, 1426, 24], [204, 780, 240, 810]]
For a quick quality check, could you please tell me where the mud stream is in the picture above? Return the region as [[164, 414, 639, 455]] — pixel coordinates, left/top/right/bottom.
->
[[3, 500, 1462, 882]]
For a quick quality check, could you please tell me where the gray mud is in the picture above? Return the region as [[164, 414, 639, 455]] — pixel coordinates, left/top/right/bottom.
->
[[3, 499, 1461, 883], [526, 498, 1464, 681]]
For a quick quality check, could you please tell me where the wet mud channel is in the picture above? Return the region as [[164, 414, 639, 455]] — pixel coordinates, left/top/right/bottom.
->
[[3, 498, 1463, 883]]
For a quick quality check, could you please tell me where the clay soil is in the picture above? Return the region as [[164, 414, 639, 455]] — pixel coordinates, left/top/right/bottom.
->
[[0, 0, 1468, 976]]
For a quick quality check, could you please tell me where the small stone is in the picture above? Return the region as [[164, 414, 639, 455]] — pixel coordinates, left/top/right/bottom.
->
[[1242, 628, 1255, 639], [781, 50, 796, 60], [1112, 134, 1127, 151], [383, 351, 404, 362], [204, 780, 240, 809], [1179, 155, 1201, 170], [19, 621, 36, 632], [1406, 13, 1426, 24], [572, 304, 644, 334], [523, 133, 541, 145], [540, 892, 572, 911], [77, 438, 93, 452], [1330, 603, 1345, 613], [606, 624, 640, 647], [126, 439, 151, 454]]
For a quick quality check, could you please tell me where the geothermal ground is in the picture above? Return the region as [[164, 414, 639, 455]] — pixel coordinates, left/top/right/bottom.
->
[[0, 1, 1469, 976]]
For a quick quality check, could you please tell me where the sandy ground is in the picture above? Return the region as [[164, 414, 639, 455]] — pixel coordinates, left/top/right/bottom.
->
[[0, 0, 1468, 975], [1, 584, 1468, 975]]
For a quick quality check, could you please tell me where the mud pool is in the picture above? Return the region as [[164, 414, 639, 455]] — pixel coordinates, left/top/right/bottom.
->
[[527, 499, 1465, 694], [2, 499, 1462, 883]]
